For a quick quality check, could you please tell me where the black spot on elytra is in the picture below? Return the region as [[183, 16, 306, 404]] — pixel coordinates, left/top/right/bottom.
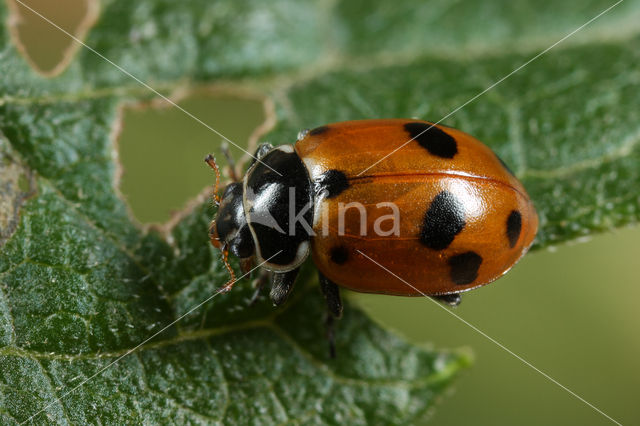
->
[[329, 245, 349, 264], [404, 122, 457, 158], [449, 251, 483, 285], [309, 125, 329, 136], [495, 153, 516, 176], [420, 191, 466, 250], [506, 210, 522, 248], [315, 169, 349, 198]]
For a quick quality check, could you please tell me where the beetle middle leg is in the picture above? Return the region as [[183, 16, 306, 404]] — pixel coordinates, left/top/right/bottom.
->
[[248, 268, 269, 306], [319, 273, 343, 358]]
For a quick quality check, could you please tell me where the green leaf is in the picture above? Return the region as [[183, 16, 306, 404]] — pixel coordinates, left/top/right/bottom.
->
[[0, 1, 473, 424], [1, 0, 639, 424]]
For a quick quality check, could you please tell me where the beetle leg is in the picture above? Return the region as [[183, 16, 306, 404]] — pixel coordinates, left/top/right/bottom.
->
[[319, 273, 343, 358], [239, 256, 255, 275], [270, 267, 300, 306], [208, 220, 224, 250], [325, 314, 337, 359], [250, 143, 274, 166], [296, 129, 310, 141], [248, 269, 269, 306], [319, 273, 343, 318], [217, 244, 237, 293], [432, 294, 462, 307]]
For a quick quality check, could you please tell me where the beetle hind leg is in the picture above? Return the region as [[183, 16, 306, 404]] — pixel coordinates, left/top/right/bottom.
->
[[432, 293, 462, 307], [319, 273, 343, 358]]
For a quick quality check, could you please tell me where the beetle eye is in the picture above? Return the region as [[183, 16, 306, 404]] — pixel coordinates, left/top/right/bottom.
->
[[229, 225, 255, 258], [222, 182, 242, 199]]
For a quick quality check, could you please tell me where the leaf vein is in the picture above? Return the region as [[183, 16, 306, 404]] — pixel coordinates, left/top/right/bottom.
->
[[522, 125, 640, 179], [203, 339, 230, 423], [0, 282, 16, 346], [507, 103, 528, 176], [33, 358, 73, 425], [0, 408, 20, 426], [133, 352, 221, 424], [267, 323, 444, 390]]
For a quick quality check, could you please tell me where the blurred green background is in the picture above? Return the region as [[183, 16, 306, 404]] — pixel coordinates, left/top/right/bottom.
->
[[12, 0, 639, 424]]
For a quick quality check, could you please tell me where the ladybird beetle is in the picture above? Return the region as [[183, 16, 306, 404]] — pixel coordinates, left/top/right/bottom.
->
[[206, 119, 538, 355]]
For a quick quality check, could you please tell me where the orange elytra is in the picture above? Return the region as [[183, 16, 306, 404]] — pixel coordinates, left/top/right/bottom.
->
[[206, 119, 538, 355]]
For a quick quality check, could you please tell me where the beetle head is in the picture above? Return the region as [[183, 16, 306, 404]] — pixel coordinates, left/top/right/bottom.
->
[[211, 182, 255, 258]]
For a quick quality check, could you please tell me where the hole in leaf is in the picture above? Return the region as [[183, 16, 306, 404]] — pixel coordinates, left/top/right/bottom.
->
[[0, 140, 34, 247], [8, 0, 98, 76], [118, 92, 266, 224]]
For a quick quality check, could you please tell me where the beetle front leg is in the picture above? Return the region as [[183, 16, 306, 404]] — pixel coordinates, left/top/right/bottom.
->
[[270, 267, 300, 306]]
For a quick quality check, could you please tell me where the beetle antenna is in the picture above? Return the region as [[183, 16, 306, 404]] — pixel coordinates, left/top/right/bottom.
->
[[218, 244, 237, 293], [221, 142, 239, 182], [204, 154, 222, 206], [205, 156, 237, 293]]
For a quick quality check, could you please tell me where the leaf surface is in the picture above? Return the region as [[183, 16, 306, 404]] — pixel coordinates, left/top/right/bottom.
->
[[2, 0, 640, 424]]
